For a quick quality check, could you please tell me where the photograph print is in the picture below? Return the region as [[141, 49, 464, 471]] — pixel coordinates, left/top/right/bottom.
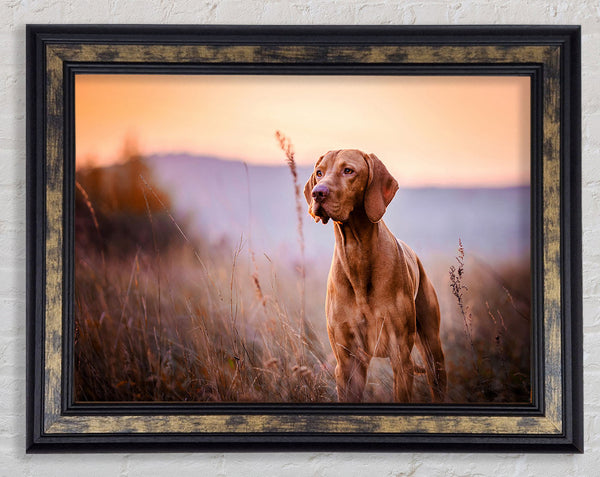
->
[[74, 73, 531, 404]]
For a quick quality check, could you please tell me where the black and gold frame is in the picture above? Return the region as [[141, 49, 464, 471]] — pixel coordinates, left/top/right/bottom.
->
[[26, 25, 582, 452]]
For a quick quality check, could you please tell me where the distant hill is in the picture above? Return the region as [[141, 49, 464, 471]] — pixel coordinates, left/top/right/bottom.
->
[[146, 153, 530, 264]]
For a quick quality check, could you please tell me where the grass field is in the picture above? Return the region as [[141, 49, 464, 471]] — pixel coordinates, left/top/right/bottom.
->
[[74, 150, 531, 403]]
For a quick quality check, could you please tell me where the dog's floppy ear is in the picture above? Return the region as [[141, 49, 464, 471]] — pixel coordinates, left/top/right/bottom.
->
[[303, 172, 317, 206], [363, 153, 399, 223], [304, 155, 324, 222]]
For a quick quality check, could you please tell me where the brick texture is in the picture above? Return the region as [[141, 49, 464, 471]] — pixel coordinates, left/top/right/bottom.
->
[[1, 1, 596, 475]]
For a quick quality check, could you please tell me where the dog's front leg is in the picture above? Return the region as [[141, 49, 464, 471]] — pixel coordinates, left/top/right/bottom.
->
[[333, 349, 369, 403], [328, 317, 370, 402], [390, 349, 415, 402], [388, 311, 416, 402]]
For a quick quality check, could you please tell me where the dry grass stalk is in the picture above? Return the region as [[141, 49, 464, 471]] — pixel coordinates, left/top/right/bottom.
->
[[486, 301, 509, 387], [449, 239, 483, 395], [275, 131, 307, 352], [75, 180, 101, 233], [243, 162, 266, 307]]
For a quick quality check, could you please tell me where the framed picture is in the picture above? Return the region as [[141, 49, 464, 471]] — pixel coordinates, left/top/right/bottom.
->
[[26, 25, 582, 452]]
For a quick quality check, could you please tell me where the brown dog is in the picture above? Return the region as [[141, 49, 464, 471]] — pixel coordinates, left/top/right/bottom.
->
[[304, 149, 446, 402]]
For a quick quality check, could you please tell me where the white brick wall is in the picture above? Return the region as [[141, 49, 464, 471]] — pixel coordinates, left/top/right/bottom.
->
[[1, 1, 596, 475]]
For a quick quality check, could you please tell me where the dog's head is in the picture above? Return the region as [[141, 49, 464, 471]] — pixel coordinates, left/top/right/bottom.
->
[[304, 149, 398, 224]]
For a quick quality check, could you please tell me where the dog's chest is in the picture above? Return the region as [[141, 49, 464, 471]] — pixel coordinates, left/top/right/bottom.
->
[[334, 241, 374, 295]]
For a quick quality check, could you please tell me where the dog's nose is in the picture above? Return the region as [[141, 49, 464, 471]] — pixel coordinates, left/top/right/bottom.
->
[[312, 184, 329, 202]]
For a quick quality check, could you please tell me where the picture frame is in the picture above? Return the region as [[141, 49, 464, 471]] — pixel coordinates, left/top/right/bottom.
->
[[26, 25, 582, 452]]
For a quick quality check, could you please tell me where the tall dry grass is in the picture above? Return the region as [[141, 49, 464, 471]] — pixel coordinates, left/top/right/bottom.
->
[[74, 138, 531, 404], [441, 242, 531, 403], [75, 243, 336, 402], [74, 139, 336, 402]]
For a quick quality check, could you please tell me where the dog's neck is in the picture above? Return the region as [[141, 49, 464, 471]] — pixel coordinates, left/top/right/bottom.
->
[[333, 207, 382, 311], [333, 207, 379, 249]]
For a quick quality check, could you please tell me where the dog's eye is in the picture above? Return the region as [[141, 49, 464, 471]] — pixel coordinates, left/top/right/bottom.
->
[[315, 170, 323, 177], [343, 168, 354, 175]]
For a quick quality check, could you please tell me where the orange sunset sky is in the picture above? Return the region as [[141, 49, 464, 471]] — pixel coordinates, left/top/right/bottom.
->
[[75, 74, 530, 187]]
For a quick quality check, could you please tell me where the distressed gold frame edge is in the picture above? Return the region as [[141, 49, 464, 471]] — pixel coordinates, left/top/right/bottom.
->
[[43, 43, 561, 435]]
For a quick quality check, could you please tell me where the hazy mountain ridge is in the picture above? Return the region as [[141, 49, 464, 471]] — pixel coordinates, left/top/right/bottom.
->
[[146, 153, 530, 263]]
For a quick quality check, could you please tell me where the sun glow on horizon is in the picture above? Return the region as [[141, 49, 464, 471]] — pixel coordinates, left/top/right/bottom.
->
[[76, 74, 530, 188]]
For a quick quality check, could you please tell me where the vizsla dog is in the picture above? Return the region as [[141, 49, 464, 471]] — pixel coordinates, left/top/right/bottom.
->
[[304, 149, 446, 402]]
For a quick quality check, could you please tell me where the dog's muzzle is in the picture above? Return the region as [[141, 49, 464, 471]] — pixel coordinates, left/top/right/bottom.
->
[[311, 184, 331, 224], [311, 184, 329, 202]]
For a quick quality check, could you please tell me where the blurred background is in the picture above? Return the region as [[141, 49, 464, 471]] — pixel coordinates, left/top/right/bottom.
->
[[74, 74, 531, 403]]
